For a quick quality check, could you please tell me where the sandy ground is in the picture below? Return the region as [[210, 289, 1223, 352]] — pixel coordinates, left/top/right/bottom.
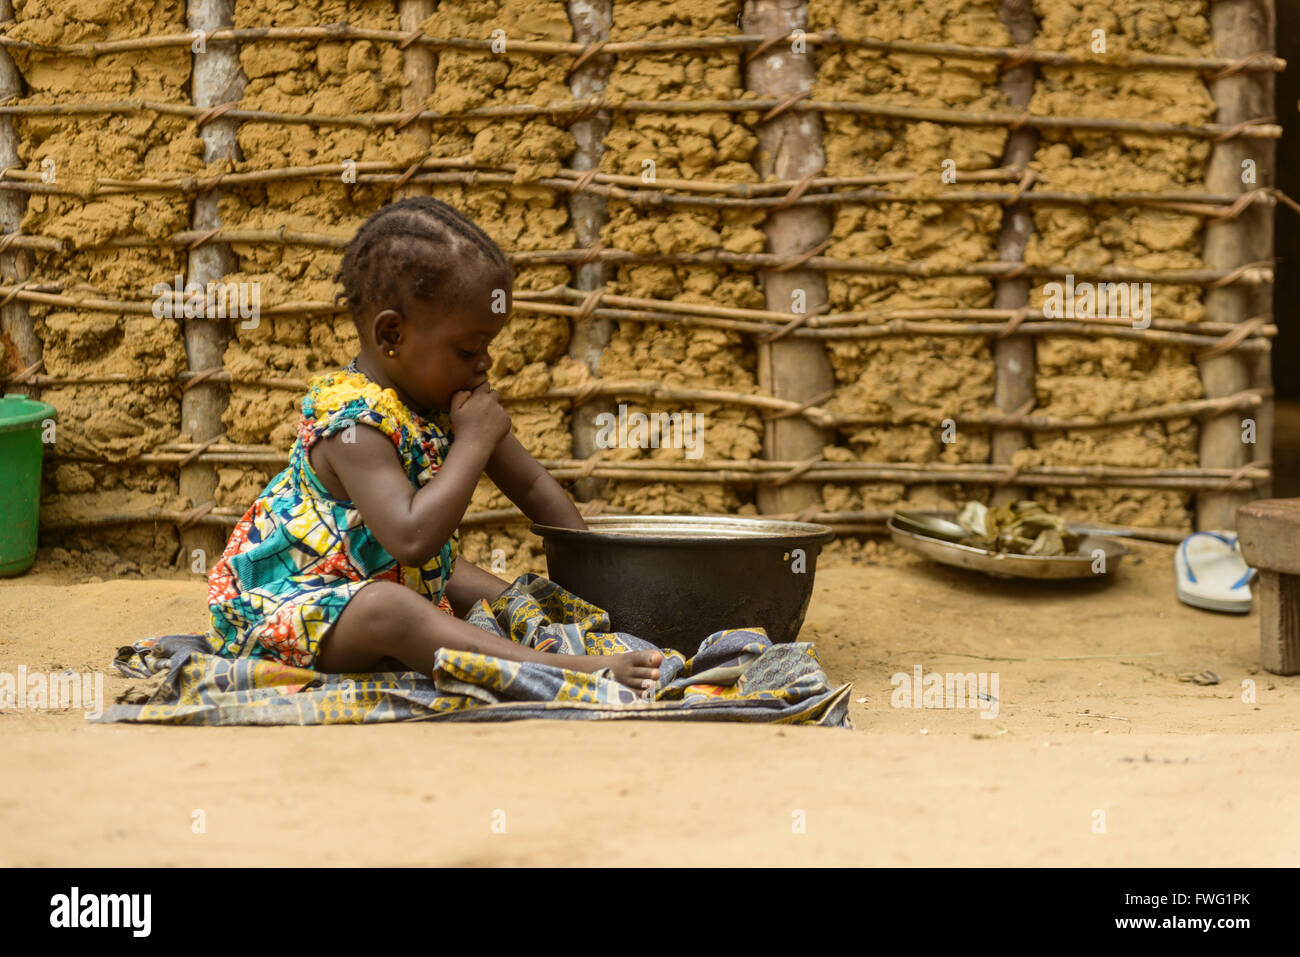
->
[[1, 540, 1297, 867]]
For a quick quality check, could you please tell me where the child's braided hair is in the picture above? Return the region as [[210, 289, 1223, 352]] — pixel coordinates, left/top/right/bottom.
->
[[333, 197, 513, 326]]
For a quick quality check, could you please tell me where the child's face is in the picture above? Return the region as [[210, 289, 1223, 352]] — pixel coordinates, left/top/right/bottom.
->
[[376, 283, 510, 415]]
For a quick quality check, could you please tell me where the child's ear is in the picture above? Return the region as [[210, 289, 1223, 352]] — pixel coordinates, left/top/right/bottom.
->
[[372, 308, 404, 354]]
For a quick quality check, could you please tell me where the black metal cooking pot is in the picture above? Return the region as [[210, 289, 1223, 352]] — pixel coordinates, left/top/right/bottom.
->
[[530, 515, 836, 654]]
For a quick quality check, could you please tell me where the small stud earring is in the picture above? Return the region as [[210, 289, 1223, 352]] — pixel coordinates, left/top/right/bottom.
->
[[386, 348, 396, 357]]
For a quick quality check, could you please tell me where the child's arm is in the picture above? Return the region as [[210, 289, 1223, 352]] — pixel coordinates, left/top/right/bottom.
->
[[485, 432, 587, 531], [315, 383, 510, 566]]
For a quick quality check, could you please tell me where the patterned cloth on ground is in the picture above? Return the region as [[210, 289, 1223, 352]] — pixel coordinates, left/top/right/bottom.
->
[[94, 573, 853, 728]]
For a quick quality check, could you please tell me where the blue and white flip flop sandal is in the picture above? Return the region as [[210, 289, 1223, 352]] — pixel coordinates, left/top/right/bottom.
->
[[1175, 530, 1257, 614]]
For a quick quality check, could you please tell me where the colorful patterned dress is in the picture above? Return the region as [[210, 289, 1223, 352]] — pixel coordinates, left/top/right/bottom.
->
[[206, 362, 459, 668]]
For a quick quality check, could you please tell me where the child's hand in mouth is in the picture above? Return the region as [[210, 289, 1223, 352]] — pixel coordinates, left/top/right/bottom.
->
[[449, 380, 512, 450]]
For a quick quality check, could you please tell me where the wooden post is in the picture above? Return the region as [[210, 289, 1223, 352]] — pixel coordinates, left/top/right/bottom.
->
[[743, 0, 835, 516], [1199, 0, 1276, 528], [1244, 4, 1276, 503], [1236, 498, 1300, 674], [397, 0, 436, 199], [0, 0, 38, 398], [990, 0, 1038, 506], [183, 0, 244, 565], [566, 0, 614, 502], [1246, 337, 1274, 502]]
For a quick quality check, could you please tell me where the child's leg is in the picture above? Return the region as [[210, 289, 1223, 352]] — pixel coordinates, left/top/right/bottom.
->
[[442, 558, 510, 618], [315, 580, 662, 694]]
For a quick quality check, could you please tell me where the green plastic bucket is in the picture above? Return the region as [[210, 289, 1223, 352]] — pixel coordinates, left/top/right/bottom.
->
[[0, 393, 57, 577]]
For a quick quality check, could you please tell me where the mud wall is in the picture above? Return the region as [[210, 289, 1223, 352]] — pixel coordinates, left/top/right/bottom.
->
[[1021, 0, 1211, 529], [593, 0, 766, 526], [809, 0, 1009, 563], [216, 0, 413, 512], [418, 0, 580, 577], [8, 0, 197, 578], [3, 0, 1237, 580]]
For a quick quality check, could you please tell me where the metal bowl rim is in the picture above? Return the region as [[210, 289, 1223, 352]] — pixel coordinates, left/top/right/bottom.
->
[[532, 514, 836, 547]]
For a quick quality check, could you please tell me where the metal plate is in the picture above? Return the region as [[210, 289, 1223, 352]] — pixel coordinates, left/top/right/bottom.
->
[[887, 513, 1128, 580]]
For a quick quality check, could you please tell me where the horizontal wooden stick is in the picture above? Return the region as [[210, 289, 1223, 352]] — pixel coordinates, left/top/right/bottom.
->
[[1, 157, 1285, 220], [45, 442, 1267, 490], [6, 154, 1288, 221], [135, 442, 1272, 481], [0, 96, 1279, 140], [0, 26, 1280, 74], [521, 300, 1273, 350], [0, 280, 1274, 346], [0, 240, 1271, 286], [831, 387, 1271, 429], [36, 505, 572, 531], [12, 360, 1270, 431], [34, 503, 1199, 538], [512, 249, 1275, 286], [0, 158, 1023, 197], [538, 468, 1260, 490], [544, 287, 1274, 336]]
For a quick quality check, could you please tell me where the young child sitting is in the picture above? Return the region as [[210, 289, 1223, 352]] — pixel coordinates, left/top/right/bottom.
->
[[205, 197, 663, 695]]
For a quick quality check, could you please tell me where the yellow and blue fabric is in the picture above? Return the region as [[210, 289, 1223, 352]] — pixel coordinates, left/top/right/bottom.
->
[[205, 362, 458, 668], [97, 573, 853, 727]]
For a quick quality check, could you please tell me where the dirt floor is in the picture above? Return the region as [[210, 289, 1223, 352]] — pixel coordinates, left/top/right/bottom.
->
[[0, 538, 1297, 867]]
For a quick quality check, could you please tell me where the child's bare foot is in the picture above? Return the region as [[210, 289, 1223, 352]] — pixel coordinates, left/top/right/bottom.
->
[[559, 649, 663, 697]]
